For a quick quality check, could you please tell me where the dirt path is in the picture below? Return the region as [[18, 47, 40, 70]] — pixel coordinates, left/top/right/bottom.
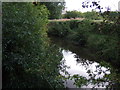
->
[[49, 18, 85, 21]]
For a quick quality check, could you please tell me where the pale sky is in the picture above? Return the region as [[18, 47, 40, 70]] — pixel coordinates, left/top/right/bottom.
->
[[65, 0, 120, 12]]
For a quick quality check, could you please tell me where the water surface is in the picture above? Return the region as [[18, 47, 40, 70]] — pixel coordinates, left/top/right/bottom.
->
[[49, 36, 120, 89], [60, 50, 110, 88]]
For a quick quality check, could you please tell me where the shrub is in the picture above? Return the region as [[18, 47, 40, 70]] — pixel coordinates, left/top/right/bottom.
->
[[3, 3, 64, 88], [48, 19, 119, 65], [48, 21, 71, 37], [83, 11, 102, 20], [64, 11, 83, 19]]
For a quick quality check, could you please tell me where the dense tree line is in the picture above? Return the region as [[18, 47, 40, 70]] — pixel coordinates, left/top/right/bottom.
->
[[63, 11, 83, 19], [63, 10, 102, 20]]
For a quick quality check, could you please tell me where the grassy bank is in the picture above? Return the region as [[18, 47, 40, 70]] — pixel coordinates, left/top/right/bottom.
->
[[48, 19, 120, 67]]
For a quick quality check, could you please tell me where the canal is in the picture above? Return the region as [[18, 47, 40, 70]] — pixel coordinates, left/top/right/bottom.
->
[[49, 36, 120, 89]]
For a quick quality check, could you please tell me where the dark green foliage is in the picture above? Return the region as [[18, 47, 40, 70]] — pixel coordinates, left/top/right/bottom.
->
[[40, 2, 65, 19], [48, 19, 120, 66], [3, 2, 64, 88], [48, 20, 94, 46], [3, 2, 47, 88], [83, 11, 102, 20], [48, 21, 71, 37], [102, 11, 120, 22], [71, 74, 87, 87], [63, 11, 83, 19], [63, 10, 102, 20]]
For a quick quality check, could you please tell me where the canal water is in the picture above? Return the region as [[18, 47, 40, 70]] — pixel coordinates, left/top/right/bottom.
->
[[60, 50, 110, 88], [49, 36, 120, 89]]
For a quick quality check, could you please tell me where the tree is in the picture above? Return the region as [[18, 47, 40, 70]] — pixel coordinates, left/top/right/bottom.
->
[[64, 10, 83, 19], [102, 11, 120, 23], [3, 2, 65, 88], [2, 2, 49, 88], [40, 2, 65, 19], [83, 11, 102, 20], [82, 0, 120, 67]]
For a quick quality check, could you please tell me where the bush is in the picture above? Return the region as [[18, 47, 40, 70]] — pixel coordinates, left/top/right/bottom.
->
[[102, 11, 120, 22], [83, 11, 102, 20], [48, 21, 71, 37], [48, 19, 119, 65], [3, 3, 64, 88], [64, 11, 83, 19], [40, 2, 65, 19]]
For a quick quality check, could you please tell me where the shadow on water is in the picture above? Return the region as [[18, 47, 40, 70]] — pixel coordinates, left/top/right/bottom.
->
[[49, 36, 120, 89]]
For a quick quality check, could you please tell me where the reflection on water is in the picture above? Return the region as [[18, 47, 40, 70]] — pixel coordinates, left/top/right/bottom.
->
[[49, 36, 120, 89], [60, 50, 110, 88]]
